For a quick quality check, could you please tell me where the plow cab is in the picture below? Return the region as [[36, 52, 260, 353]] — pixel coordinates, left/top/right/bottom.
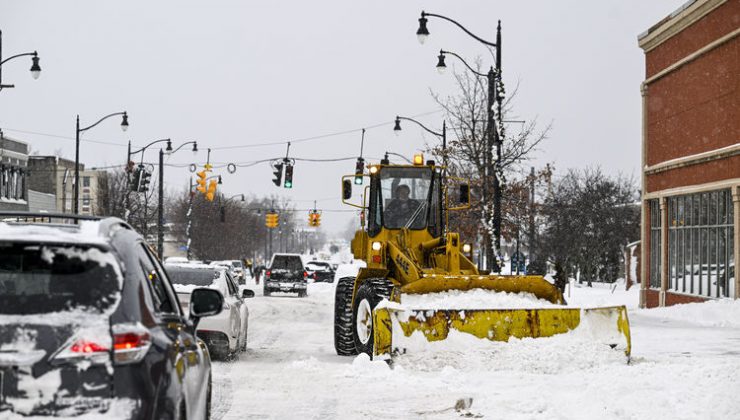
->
[[334, 156, 631, 361]]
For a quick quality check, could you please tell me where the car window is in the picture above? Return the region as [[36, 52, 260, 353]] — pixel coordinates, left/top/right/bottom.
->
[[224, 272, 238, 296], [136, 243, 177, 315], [0, 243, 121, 315], [271, 256, 303, 271]]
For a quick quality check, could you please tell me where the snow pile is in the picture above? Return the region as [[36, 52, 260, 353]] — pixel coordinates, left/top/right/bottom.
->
[[637, 298, 740, 328], [394, 329, 627, 374], [334, 260, 365, 280], [401, 289, 559, 309]]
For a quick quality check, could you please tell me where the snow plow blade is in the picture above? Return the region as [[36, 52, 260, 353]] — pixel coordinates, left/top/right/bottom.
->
[[373, 305, 631, 360], [400, 275, 566, 305]]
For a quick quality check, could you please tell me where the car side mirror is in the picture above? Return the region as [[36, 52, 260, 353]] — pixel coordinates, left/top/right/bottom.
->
[[342, 179, 352, 199], [459, 184, 470, 204], [241, 289, 255, 299], [190, 288, 223, 328]]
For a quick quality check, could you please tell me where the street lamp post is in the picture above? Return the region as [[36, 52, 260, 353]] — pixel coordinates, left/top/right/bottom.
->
[[221, 193, 246, 223], [129, 139, 197, 259], [418, 11, 504, 272], [0, 30, 41, 91], [75, 112, 128, 214], [394, 115, 449, 237]]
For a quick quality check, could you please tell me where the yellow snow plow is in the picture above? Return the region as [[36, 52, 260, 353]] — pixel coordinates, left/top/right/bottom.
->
[[334, 156, 631, 361]]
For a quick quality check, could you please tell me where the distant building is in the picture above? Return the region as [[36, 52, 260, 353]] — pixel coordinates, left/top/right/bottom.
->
[[0, 132, 29, 211], [638, 0, 738, 307], [27, 156, 103, 215]]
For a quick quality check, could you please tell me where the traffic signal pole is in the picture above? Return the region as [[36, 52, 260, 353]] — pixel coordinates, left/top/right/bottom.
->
[[157, 148, 164, 260]]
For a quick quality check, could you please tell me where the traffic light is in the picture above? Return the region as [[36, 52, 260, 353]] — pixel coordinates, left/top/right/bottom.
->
[[206, 179, 217, 201], [196, 170, 208, 195], [265, 212, 279, 228], [354, 157, 364, 185], [272, 163, 283, 187], [130, 167, 142, 192], [284, 164, 294, 189], [139, 170, 152, 192], [308, 211, 321, 227]]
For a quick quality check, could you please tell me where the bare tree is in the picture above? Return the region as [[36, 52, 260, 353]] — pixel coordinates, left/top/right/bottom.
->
[[430, 58, 551, 263]]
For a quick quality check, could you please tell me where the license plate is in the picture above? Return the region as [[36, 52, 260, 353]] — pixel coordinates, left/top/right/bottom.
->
[[280, 283, 292, 288]]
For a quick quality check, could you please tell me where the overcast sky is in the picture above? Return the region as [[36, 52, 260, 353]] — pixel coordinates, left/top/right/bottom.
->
[[0, 0, 683, 233]]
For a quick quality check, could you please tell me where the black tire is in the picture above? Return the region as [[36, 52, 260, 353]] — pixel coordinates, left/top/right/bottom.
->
[[298, 291, 307, 298], [334, 276, 357, 356], [352, 278, 394, 356], [263, 287, 271, 297]]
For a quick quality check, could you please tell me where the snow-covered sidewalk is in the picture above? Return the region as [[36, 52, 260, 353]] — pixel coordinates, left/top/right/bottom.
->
[[215, 276, 740, 419]]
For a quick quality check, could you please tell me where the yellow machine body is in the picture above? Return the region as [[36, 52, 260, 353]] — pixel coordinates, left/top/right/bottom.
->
[[339, 161, 631, 361]]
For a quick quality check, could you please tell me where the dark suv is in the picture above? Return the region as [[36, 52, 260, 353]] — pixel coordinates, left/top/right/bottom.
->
[[306, 261, 335, 283], [0, 213, 223, 419], [264, 253, 308, 297]]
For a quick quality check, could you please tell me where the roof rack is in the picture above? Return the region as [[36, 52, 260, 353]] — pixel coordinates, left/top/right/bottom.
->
[[0, 211, 103, 223]]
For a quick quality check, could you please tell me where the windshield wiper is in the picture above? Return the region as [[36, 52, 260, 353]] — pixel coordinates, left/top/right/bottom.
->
[[404, 200, 428, 230]]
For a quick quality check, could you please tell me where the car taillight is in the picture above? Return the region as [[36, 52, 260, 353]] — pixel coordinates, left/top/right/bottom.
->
[[112, 323, 152, 365], [266, 270, 271, 278], [51, 331, 111, 365], [303, 271, 308, 279]]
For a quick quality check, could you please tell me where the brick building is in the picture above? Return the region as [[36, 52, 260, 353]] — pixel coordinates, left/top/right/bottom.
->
[[0, 132, 29, 211], [27, 156, 102, 216], [638, 0, 738, 308]]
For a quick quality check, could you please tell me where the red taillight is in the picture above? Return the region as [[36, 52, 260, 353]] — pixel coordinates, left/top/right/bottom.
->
[[114, 332, 149, 351], [303, 271, 308, 278], [266, 270, 271, 278], [70, 339, 108, 354], [112, 323, 152, 365]]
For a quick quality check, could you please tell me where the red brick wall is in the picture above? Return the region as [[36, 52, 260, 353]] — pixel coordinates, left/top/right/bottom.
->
[[646, 0, 739, 78], [644, 288, 709, 308], [646, 39, 739, 167], [645, 289, 660, 308], [646, 154, 740, 193]]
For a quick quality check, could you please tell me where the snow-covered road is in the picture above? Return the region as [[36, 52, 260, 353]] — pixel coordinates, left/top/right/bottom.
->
[[211, 278, 740, 419]]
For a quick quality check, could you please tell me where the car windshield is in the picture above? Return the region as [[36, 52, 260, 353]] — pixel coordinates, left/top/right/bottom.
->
[[166, 267, 217, 286], [271, 256, 303, 271], [0, 243, 121, 315], [307, 262, 331, 271], [380, 167, 432, 229]]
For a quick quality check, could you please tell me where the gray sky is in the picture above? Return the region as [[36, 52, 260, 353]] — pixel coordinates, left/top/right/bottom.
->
[[0, 0, 683, 233]]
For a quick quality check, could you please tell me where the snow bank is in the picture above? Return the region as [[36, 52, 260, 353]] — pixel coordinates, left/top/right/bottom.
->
[[637, 298, 740, 328], [401, 289, 559, 309]]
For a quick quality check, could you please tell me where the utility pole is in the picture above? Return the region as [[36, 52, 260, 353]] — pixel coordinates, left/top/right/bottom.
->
[[491, 21, 504, 272], [528, 166, 536, 272], [157, 149, 164, 259]]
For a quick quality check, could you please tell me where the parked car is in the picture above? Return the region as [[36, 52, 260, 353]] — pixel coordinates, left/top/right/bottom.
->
[[0, 212, 223, 419], [305, 260, 336, 283], [264, 253, 308, 297], [209, 260, 244, 283], [167, 264, 254, 359]]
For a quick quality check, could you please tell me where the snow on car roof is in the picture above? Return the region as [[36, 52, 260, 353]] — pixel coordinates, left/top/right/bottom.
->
[[0, 220, 108, 245]]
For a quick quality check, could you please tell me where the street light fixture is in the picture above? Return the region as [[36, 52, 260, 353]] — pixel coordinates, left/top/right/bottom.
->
[[417, 11, 504, 272], [0, 30, 41, 90], [75, 111, 128, 215]]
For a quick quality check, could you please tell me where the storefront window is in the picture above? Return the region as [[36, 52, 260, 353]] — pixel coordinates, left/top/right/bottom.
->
[[668, 189, 734, 298], [649, 199, 661, 289]]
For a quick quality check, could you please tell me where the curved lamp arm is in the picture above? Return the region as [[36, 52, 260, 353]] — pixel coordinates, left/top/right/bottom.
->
[[384, 151, 412, 164], [422, 11, 497, 48], [169, 140, 198, 154], [440, 50, 487, 77], [130, 138, 171, 156], [395, 116, 443, 138], [0, 51, 37, 66], [80, 111, 127, 132]]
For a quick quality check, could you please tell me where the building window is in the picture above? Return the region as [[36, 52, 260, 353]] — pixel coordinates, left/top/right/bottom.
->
[[83, 176, 90, 187], [667, 190, 734, 298], [649, 199, 661, 289], [82, 193, 90, 206]]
